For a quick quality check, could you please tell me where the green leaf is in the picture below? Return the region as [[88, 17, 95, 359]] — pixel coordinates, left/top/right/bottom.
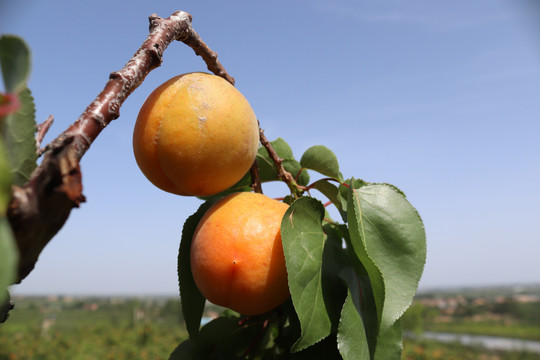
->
[[169, 339, 197, 360], [281, 197, 345, 352], [2, 87, 37, 186], [0, 138, 12, 211], [374, 319, 403, 360], [337, 267, 370, 360], [212, 316, 271, 358], [356, 268, 379, 357], [0, 35, 31, 94], [290, 334, 342, 360], [347, 183, 426, 334], [169, 317, 239, 359], [309, 179, 346, 221], [0, 217, 17, 303], [266, 137, 294, 158], [300, 145, 342, 181], [178, 200, 216, 341], [195, 317, 248, 357]]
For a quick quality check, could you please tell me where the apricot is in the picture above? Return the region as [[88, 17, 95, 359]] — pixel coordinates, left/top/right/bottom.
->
[[191, 192, 290, 315], [132, 72, 259, 196]]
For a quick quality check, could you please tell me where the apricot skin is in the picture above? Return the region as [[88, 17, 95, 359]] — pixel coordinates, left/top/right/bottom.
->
[[190, 192, 290, 315], [132, 72, 259, 196]]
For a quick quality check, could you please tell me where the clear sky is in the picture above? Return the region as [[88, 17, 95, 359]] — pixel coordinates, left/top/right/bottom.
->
[[1, 0, 539, 295]]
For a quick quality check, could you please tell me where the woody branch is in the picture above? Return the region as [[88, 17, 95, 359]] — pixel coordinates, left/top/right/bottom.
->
[[6, 10, 234, 285]]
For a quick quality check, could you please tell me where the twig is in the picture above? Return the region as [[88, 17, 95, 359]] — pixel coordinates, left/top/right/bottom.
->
[[259, 127, 301, 196], [180, 21, 235, 85], [7, 10, 234, 284]]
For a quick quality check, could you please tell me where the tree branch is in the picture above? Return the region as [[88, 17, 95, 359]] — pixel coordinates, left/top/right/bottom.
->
[[7, 10, 234, 284]]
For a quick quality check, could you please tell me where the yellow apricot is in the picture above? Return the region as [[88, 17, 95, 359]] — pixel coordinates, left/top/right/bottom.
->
[[133, 72, 259, 196], [190, 192, 290, 315]]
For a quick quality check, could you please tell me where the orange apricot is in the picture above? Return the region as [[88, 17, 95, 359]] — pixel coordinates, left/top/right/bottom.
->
[[132, 72, 259, 196], [190, 192, 290, 315]]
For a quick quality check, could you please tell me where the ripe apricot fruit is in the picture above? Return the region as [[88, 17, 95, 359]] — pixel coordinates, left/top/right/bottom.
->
[[133, 72, 259, 196], [191, 192, 290, 315]]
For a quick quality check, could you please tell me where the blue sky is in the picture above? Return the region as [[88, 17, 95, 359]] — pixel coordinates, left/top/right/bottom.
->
[[1, 0, 539, 295]]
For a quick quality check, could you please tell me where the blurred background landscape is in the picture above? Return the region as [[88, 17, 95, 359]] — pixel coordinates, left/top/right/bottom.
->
[[1, 284, 540, 359]]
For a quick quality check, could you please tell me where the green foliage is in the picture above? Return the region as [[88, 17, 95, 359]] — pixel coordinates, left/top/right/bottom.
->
[[337, 268, 370, 360], [175, 138, 427, 359], [0, 35, 35, 302], [2, 87, 37, 186]]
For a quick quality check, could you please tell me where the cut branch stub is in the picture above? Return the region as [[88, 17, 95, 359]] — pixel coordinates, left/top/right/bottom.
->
[[35, 115, 54, 156], [8, 146, 84, 283]]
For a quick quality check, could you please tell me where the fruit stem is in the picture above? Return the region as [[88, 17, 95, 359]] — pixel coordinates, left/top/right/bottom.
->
[[249, 159, 263, 194]]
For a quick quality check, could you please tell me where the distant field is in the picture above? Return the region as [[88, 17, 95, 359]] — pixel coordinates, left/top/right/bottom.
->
[[1, 284, 539, 359], [402, 338, 540, 360], [0, 297, 187, 360], [424, 321, 540, 341]]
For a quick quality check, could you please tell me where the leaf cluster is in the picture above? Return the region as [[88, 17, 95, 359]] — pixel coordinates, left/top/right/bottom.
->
[[175, 139, 427, 359], [0, 32, 427, 360], [0, 35, 37, 303]]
